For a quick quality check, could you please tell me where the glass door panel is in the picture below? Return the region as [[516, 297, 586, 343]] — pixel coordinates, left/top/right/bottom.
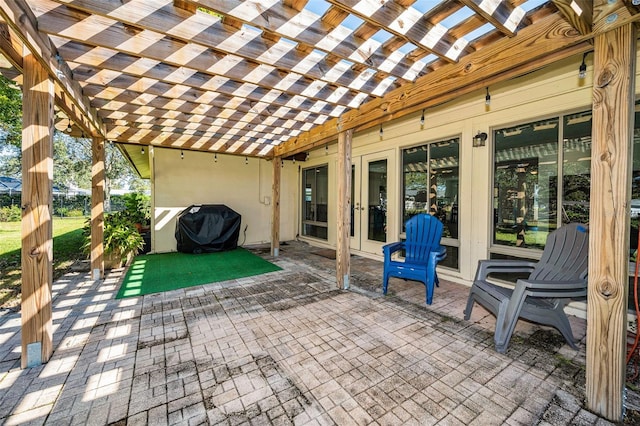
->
[[359, 152, 391, 255], [367, 159, 387, 243], [350, 163, 362, 250], [301, 165, 328, 240]]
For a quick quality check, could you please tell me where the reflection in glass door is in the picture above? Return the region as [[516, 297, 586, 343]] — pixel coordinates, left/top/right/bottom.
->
[[367, 159, 387, 243], [301, 165, 328, 240], [351, 153, 390, 255]]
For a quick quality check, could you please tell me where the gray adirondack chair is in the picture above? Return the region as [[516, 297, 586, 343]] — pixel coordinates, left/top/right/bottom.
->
[[464, 223, 589, 353]]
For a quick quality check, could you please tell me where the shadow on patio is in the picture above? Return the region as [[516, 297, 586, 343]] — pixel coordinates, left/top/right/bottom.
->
[[0, 240, 632, 424]]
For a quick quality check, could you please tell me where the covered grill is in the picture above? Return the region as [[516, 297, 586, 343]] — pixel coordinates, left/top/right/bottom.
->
[[175, 204, 241, 253]]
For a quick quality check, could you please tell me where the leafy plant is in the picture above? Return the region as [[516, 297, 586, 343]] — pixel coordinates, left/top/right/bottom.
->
[[121, 192, 150, 226], [82, 211, 144, 258]]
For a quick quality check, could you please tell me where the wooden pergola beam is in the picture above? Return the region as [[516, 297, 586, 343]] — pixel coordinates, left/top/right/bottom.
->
[[0, 20, 100, 135], [586, 21, 637, 421], [21, 49, 54, 368], [459, 0, 525, 36], [552, 0, 593, 36], [0, 0, 104, 137], [274, 13, 590, 158]]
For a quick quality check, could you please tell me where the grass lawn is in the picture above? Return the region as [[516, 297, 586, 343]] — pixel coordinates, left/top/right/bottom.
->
[[0, 217, 86, 310]]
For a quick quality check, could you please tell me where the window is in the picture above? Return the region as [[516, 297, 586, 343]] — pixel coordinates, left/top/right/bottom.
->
[[493, 117, 561, 250], [302, 165, 328, 239], [494, 105, 640, 311], [493, 111, 597, 251], [402, 138, 459, 269]]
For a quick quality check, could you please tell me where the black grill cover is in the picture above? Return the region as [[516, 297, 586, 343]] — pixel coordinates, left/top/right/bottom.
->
[[175, 204, 241, 253]]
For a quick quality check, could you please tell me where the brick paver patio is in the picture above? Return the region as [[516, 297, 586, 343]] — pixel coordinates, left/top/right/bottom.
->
[[0, 241, 626, 425]]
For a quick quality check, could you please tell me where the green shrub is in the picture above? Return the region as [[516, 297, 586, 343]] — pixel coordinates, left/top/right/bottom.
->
[[0, 205, 21, 222], [56, 207, 69, 217], [82, 211, 144, 257], [67, 209, 84, 217], [122, 192, 150, 226]]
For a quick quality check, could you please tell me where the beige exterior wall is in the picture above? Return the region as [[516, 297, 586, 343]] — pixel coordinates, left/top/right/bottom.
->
[[150, 150, 298, 253], [148, 49, 636, 292], [295, 51, 606, 286]]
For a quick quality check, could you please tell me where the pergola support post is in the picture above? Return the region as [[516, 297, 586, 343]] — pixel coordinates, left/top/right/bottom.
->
[[336, 129, 353, 289], [586, 23, 637, 421], [271, 156, 281, 257], [91, 137, 105, 279], [20, 49, 54, 368]]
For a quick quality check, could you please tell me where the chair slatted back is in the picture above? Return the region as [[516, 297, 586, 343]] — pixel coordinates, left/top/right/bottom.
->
[[404, 214, 444, 263], [531, 223, 589, 282]]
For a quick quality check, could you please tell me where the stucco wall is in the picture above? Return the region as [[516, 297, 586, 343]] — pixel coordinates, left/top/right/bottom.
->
[[150, 150, 298, 253], [148, 49, 639, 287], [295, 51, 615, 286]]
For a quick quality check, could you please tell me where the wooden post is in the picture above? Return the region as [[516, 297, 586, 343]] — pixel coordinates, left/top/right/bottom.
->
[[91, 137, 105, 279], [271, 156, 281, 257], [586, 23, 636, 421], [337, 130, 353, 289], [21, 49, 54, 368]]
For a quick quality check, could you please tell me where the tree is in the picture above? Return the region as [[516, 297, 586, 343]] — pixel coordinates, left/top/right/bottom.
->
[[0, 75, 22, 177], [54, 132, 92, 190], [0, 75, 22, 148], [0, 74, 149, 206]]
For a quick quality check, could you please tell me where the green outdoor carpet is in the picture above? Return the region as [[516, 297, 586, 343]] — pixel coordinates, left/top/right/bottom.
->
[[116, 248, 281, 298]]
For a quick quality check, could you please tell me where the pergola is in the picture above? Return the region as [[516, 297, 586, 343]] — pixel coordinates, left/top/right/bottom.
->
[[0, 0, 637, 420]]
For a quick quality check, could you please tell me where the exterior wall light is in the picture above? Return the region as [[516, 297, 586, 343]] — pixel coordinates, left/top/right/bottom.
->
[[473, 131, 488, 147]]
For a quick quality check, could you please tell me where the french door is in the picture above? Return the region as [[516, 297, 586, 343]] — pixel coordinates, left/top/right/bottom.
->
[[350, 151, 394, 255]]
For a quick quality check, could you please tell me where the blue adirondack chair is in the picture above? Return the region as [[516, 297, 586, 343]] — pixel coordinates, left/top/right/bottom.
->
[[382, 213, 447, 305]]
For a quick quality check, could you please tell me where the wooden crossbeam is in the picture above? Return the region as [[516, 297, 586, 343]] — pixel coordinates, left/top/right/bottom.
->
[[326, 0, 463, 63], [55, 38, 366, 109], [593, 0, 633, 34], [191, 0, 427, 82], [0, 0, 104, 136], [275, 13, 590, 158], [460, 0, 526, 36], [552, 0, 593, 35], [103, 126, 277, 157], [74, 66, 339, 121], [101, 112, 303, 133], [104, 122, 291, 147], [624, 0, 640, 14], [103, 117, 306, 138], [42, 0, 390, 98], [92, 95, 322, 132]]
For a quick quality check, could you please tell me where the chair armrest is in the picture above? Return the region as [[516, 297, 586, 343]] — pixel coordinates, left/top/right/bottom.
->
[[383, 241, 405, 256], [474, 259, 537, 281], [434, 245, 447, 262], [517, 279, 587, 298]]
